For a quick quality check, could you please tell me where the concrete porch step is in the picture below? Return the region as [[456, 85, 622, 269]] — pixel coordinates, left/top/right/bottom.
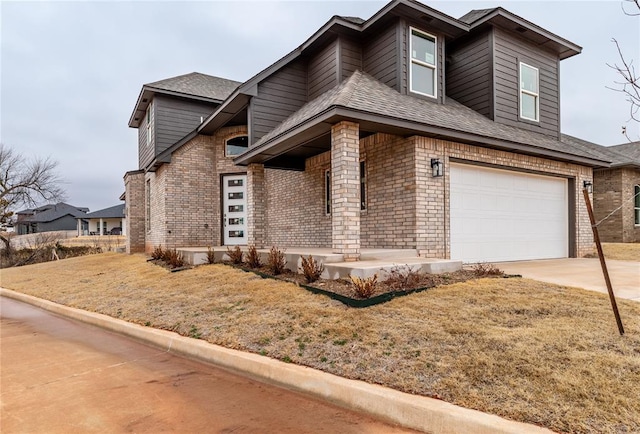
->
[[323, 258, 462, 280]]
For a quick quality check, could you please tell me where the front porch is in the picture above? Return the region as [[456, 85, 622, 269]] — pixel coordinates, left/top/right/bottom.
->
[[178, 246, 461, 279]]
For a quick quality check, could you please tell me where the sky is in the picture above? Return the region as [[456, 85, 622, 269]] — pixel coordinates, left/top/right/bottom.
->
[[1, 0, 639, 212]]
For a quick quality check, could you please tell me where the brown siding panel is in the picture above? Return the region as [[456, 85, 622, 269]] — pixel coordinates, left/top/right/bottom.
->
[[138, 101, 155, 169], [340, 37, 362, 80], [492, 27, 560, 137], [363, 24, 398, 90], [446, 32, 492, 118], [251, 59, 308, 144], [154, 95, 217, 155], [308, 40, 338, 100]]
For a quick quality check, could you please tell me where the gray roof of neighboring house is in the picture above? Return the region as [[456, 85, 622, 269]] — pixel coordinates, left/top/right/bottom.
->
[[247, 70, 610, 167], [82, 204, 125, 219], [145, 72, 241, 101], [18, 202, 89, 223]]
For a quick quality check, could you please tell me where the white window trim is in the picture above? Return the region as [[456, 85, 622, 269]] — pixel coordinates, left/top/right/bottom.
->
[[409, 27, 437, 99], [634, 185, 640, 226], [224, 134, 249, 157], [519, 62, 540, 122]]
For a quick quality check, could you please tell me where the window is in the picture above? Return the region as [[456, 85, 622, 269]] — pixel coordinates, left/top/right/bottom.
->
[[519, 62, 539, 122], [225, 135, 248, 156], [146, 105, 152, 147], [410, 28, 437, 98], [635, 185, 640, 225], [360, 161, 366, 210], [325, 169, 331, 215]]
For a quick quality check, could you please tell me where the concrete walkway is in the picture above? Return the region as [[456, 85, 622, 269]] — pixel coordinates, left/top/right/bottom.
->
[[499, 258, 640, 301], [0, 288, 552, 434]]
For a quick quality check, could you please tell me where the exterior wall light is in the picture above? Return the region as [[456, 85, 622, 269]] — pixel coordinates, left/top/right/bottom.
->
[[583, 180, 593, 193], [431, 158, 444, 177]]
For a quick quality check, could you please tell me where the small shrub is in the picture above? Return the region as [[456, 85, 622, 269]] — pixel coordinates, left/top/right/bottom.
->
[[226, 246, 244, 264], [245, 245, 262, 268], [164, 248, 185, 269], [350, 274, 378, 298], [151, 245, 164, 260], [300, 255, 324, 283], [206, 246, 216, 264], [472, 262, 504, 277], [383, 264, 421, 291], [267, 246, 287, 275]]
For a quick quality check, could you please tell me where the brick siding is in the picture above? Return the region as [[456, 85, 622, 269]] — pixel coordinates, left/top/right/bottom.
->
[[124, 171, 145, 253], [594, 168, 640, 243]]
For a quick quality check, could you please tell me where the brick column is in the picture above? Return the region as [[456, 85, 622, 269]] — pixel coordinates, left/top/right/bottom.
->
[[331, 121, 360, 261], [247, 163, 265, 247], [124, 170, 145, 253]]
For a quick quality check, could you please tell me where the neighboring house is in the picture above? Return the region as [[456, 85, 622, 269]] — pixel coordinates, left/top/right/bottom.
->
[[592, 142, 640, 243], [77, 204, 126, 236], [124, 0, 612, 263], [15, 203, 89, 235]]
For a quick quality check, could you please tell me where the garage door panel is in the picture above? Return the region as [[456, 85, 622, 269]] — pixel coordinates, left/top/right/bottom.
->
[[450, 164, 568, 263]]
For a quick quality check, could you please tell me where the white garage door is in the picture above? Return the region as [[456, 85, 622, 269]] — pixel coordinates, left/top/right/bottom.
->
[[450, 163, 568, 263]]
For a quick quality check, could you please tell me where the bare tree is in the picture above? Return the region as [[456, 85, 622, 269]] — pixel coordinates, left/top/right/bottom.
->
[[608, 0, 640, 141], [0, 143, 66, 251]]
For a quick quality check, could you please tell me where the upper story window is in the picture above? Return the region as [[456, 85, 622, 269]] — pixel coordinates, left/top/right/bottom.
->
[[519, 62, 539, 122], [634, 185, 640, 225], [410, 28, 437, 98], [225, 135, 248, 156]]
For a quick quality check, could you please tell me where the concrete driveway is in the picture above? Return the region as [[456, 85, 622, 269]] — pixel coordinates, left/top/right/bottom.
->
[[499, 258, 640, 301]]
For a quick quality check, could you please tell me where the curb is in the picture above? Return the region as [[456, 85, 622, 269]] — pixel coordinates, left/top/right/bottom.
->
[[1, 287, 552, 434]]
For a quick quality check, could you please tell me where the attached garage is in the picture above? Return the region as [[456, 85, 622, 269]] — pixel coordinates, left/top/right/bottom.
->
[[450, 163, 569, 263]]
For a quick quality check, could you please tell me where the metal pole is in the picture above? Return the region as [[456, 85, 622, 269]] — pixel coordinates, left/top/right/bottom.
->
[[582, 188, 624, 336]]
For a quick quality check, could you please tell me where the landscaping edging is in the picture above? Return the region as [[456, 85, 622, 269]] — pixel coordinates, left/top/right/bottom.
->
[[0, 287, 552, 434]]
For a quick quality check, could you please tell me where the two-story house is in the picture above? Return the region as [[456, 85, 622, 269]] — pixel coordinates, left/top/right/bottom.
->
[[124, 0, 610, 264]]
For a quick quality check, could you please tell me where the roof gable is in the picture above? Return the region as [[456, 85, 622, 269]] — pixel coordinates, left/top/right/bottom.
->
[[20, 202, 88, 223], [83, 204, 125, 219]]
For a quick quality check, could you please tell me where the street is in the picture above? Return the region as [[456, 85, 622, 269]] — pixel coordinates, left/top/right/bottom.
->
[[1, 296, 415, 433]]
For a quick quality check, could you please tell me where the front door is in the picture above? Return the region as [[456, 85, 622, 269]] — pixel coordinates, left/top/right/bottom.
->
[[222, 174, 247, 245]]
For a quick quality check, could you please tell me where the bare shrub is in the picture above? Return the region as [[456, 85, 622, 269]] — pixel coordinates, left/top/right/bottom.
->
[[267, 246, 286, 275], [383, 265, 421, 291], [151, 245, 164, 260], [245, 245, 262, 268], [163, 248, 185, 269], [472, 262, 504, 277], [206, 246, 216, 264], [300, 255, 324, 283], [226, 246, 244, 265], [350, 274, 378, 298]]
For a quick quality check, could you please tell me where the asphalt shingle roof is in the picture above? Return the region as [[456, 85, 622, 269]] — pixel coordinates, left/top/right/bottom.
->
[[145, 72, 241, 101], [20, 203, 88, 223], [458, 8, 497, 24], [83, 204, 125, 219], [607, 142, 640, 166], [253, 70, 610, 164]]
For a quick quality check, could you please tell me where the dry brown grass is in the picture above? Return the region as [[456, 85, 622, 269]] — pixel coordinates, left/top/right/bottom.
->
[[2, 253, 640, 433], [601, 243, 640, 261]]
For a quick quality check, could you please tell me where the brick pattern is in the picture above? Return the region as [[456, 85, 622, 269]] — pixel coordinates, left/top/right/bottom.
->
[[247, 163, 265, 247], [124, 171, 145, 253], [594, 168, 640, 243], [413, 136, 594, 258], [360, 133, 417, 248], [331, 121, 360, 260], [145, 169, 166, 252], [262, 153, 331, 247]]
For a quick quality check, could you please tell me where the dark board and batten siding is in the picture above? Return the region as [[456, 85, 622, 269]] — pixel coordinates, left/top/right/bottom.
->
[[308, 40, 338, 100], [251, 59, 308, 145], [138, 101, 155, 169], [492, 27, 560, 138], [154, 95, 217, 155], [363, 24, 399, 91], [446, 32, 493, 118]]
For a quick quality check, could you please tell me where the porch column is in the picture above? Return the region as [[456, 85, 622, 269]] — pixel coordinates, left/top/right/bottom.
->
[[246, 163, 265, 248], [99, 218, 104, 236], [76, 219, 81, 236], [331, 121, 360, 261]]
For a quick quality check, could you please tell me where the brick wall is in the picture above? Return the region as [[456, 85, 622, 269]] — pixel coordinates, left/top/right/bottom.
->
[[263, 152, 331, 247], [597, 168, 640, 243], [145, 170, 166, 252], [124, 172, 144, 249]]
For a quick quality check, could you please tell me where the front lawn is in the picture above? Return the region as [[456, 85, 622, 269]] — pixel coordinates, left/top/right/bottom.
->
[[2, 253, 639, 433]]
